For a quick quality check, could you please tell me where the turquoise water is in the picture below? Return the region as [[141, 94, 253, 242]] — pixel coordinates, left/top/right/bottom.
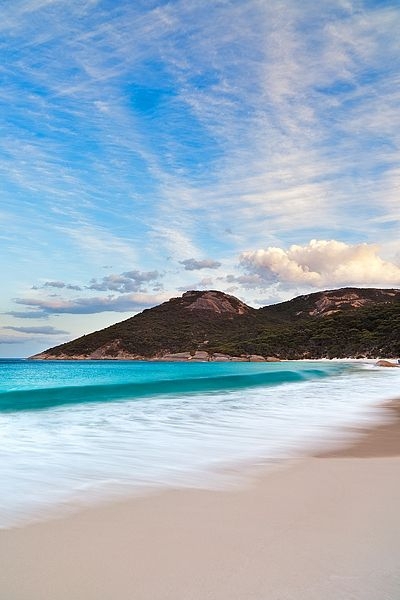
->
[[0, 359, 399, 528], [0, 359, 342, 412]]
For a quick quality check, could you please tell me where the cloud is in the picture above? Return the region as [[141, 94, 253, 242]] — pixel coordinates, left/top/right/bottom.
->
[[5, 310, 49, 319], [55, 224, 139, 267], [225, 273, 265, 289], [88, 270, 161, 292], [43, 281, 82, 291], [240, 240, 400, 288], [30, 272, 161, 296], [1, 0, 400, 320], [150, 0, 400, 255], [4, 326, 68, 335], [31, 281, 82, 291], [177, 277, 214, 291], [43, 281, 65, 289], [180, 258, 221, 271], [14, 292, 169, 315], [67, 284, 82, 291], [150, 226, 200, 260], [0, 336, 21, 344]]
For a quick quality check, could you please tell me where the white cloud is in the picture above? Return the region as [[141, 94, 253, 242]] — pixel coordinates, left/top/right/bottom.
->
[[240, 240, 400, 288]]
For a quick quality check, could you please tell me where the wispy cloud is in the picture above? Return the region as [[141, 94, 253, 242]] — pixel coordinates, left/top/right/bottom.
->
[[4, 310, 50, 319], [2, 1, 399, 254], [0, 336, 21, 344], [33, 281, 82, 291], [4, 325, 68, 335], [56, 224, 139, 267], [149, 1, 400, 250], [14, 292, 169, 315]]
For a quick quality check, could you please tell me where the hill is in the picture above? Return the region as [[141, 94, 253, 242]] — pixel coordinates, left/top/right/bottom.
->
[[30, 287, 400, 360]]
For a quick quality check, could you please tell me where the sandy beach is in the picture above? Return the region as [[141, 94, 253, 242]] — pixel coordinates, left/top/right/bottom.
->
[[1, 403, 400, 600]]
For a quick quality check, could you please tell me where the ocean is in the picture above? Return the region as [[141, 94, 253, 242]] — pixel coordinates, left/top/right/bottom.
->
[[1, 358, 399, 528]]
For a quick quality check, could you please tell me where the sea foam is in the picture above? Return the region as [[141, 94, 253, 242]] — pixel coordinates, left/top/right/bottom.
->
[[0, 359, 399, 528]]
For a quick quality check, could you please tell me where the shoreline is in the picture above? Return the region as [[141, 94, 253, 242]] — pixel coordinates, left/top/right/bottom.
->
[[27, 353, 400, 363], [320, 399, 400, 458], [1, 401, 399, 599]]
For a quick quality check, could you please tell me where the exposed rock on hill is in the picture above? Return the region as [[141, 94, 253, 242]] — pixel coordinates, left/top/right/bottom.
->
[[304, 288, 399, 317], [30, 287, 400, 361], [260, 287, 400, 321], [182, 290, 251, 315]]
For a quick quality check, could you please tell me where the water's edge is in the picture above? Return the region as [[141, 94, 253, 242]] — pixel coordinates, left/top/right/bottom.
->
[[1, 360, 399, 529]]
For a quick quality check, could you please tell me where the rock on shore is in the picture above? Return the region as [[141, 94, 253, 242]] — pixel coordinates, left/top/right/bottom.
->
[[31, 349, 281, 362], [376, 360, 400, 368]]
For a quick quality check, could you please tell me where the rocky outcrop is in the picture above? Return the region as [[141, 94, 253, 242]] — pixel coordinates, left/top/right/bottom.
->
[[158, 352, 193, 361], [294, 288, 400, 318], [183, 290, 251, 315], [30, 340, 146, 361], [376, 360, 400, 368], [30, 349, 281, 362], [148, 352, 276, 362]]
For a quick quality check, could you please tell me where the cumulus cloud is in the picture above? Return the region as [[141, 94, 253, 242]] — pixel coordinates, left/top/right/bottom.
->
[[240, 240, 400, 288], [14, 292, 169, 315], [88, 270, 161, 293], [4, 326, 68, 335], [180, 259, 222, 271]]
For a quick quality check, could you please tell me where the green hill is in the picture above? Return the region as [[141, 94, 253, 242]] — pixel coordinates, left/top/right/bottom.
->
[[30, 288, 400, 360]]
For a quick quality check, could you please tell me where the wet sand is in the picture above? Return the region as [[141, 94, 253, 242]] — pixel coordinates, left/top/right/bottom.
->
[[1, 402, 399, 600], [320, 400, 400, 457]]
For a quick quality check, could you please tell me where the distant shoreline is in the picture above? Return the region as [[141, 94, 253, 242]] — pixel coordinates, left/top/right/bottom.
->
[[27, 354, 400, 365]]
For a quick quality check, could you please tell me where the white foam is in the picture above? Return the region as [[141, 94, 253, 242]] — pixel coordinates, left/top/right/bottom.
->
[[0, 362, 399, 528]]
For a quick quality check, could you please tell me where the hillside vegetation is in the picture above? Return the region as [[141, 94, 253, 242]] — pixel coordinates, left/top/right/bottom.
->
[[31, 288, 400, 360]]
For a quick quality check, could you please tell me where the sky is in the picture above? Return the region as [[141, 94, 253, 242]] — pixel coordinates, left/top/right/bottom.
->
[[1, 0, 400, 357]]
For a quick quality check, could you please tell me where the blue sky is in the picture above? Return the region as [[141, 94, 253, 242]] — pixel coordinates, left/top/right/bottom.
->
[[1, 0, 400, 356]]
